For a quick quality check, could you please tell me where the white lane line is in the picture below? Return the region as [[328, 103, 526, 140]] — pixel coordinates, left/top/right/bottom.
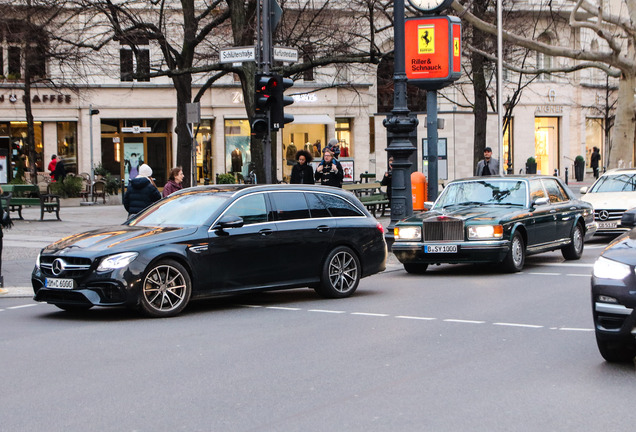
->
[[444, 319, 485, 324], [308, 309, 346, 314], [558, 327, 594, 332], [528, 272, 561, 276], [541, 263, 594, 267], [238, 304, 263, 308], [265, 306, 301, 311], [7, 304, 38, 310], [396, 315, 436, 321], [351, 312, 389, 317], [566, 274, 590, 277], [493, 322, 543, 329]]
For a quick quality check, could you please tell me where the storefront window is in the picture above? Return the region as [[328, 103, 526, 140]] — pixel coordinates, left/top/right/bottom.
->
[[534, 117, 559, 175], [224, 119, 251, 179], [281, 123, 326, 183], [586, 118, 603, 168], [335, 118, 352, 157], [10, 121, 43, 174], [56, 122, 77, 174], [196, 119, 213, 183]]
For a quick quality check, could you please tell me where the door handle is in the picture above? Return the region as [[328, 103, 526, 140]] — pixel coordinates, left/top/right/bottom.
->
[[549, 209, 556, 213], [259, 228, 274, 236], [317, 225, 330, 232]]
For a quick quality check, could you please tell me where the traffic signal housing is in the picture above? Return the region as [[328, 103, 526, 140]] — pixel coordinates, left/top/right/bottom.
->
[[269, 74, 294, 130], [251, 73, 277, 136]]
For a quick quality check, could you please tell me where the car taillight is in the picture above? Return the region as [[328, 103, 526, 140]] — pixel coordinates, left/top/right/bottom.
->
[[376, 222, 385, 234]]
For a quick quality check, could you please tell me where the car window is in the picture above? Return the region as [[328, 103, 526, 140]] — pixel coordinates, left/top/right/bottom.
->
[[305, 193, 331, 218], [529, 180, 546, 202], [589, 173, 636, 193], [542, 179, 567, 203], [270, 192, 311, 221], [318, 193, 364, 217], [224, 194, 268, 225], [433, 180, 527, 208], [129, 192, 229, 227]]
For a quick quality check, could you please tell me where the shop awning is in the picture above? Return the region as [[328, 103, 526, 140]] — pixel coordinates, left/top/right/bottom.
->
[[291, 114, 335, 124]]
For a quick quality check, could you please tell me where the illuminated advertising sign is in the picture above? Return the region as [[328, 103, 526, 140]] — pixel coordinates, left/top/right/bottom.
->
[[405, 16, 462, 90]]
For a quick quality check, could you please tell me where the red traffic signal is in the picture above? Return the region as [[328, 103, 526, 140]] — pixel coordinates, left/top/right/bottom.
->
[[269, 74, 294, 130]]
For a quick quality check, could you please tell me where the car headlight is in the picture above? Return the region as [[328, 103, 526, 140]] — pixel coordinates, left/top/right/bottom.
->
[[468, 225, 503, 239], [593, 256, 632, 280], [394, 226, 422, 241], [97, 252, 139, 271]]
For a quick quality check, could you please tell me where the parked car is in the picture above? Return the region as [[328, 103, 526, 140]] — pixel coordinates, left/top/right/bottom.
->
[[580, 168, 636, 235], [619, 206, 636, 228], [392, 175, 596, 273], [592, 229, 636, 362], [32, 184, 387, 317]]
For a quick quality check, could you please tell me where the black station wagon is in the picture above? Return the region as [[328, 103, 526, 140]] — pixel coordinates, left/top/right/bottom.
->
[[392, 175, 596, 273], [32, 185, 387, 317]]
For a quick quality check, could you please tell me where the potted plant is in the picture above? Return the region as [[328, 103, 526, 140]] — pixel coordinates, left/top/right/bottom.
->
[[217, 173, 236, 184], [525, 156, 537, 174], [574, 155, 585, 181]]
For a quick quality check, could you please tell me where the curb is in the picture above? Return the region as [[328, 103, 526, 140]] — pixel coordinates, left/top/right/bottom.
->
[[0, 287, 34, 299]]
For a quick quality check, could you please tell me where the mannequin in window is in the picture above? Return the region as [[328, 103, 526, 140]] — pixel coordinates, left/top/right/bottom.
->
[[285, 141, 297, 166], [231, 147, 243, 173]]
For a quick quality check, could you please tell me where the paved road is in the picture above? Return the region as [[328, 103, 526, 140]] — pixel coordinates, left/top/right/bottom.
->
[[1, 241, 633, 431]]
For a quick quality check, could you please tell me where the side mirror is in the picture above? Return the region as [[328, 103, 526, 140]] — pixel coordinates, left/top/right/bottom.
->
[[579, 186, 588, 194], [532, 197, 549, 207], [213, 215, 244, 231], [423, 201, 434, 210]]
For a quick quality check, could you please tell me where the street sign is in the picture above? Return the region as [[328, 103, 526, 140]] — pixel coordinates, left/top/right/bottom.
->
[[186, 102, 201, 124], [271, 0, 283, 31], [273, 46, 298, 63], [219, 46, 256, 63], [122, 126, 151, 133]]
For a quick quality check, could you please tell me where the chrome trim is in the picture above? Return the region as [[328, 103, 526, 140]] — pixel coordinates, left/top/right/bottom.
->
[[595, 302, 634, 315], [188, 245, 208, 254]]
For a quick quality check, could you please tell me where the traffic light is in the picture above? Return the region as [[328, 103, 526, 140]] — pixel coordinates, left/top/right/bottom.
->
[[251, 73, 277, 136], [269, 74, 294, 130]]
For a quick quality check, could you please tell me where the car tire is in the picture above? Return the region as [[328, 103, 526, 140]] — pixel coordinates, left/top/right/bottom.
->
[[502, 231, 525, 272], [595, 334, 636, 363], [561, 222, 584, 260], [315, 246, 360, 298], [404, 263, 429, 274], [55, 304, 93, 312], [139, 259, 192, 318]]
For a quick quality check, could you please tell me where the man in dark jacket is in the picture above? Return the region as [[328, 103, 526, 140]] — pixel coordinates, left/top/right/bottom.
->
[[315, 149, 344, 187], [123, 163, 161, 216]]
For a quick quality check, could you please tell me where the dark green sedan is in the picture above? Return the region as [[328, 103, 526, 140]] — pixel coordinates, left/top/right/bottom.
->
[[392, 175, 597, 273]]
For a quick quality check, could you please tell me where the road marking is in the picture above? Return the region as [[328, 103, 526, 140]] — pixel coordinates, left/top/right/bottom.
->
[[444, 319, 485, 324], [7, 304, 38, 310], [558, 327, 594, 332], [308, 309, 346, 314], [396, 315, 436, 321], [265, 306, 301, 311], [351, 312, 389, 317], [528, 272, 561, 276], [493, 322, 543, 329], [566, 273, 590, 277], [540, 262, 594, 267], [238, 304, 263, 308]]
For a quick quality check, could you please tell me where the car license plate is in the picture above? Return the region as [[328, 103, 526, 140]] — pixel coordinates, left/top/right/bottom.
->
[[424, 245, 458, 253], [598, 221, 617, 229], [45, 278, 75, 289]]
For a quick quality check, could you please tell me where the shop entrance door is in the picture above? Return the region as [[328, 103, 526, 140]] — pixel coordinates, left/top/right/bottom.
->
[[534, 117, 560, 175]]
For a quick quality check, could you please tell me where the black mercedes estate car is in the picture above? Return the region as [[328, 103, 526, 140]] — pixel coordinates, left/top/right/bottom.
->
[[32, 185, 387, 317]]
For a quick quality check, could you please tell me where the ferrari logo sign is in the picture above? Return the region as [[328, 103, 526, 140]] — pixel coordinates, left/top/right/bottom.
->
[[418, 25, 435, 54], [454, 37, 460, 56]]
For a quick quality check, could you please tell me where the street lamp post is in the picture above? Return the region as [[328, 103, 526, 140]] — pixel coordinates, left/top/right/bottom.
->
[[384, 0, 418, 244], [89, 105, 100, 202]]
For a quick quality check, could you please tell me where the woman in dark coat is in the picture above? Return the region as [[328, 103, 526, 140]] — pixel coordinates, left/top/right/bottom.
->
[[290, 150, 315, 184], [123, 164, 161, 217]]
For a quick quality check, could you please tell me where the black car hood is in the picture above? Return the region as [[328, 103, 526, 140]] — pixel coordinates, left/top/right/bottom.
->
[[402, 205, 525, 223], [602, 229, 636, 267], [42, 225, 198, 254]]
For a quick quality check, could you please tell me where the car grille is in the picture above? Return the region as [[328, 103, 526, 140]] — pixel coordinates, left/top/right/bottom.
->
[[40, 256, 92, 278], [422, 219, 464, 241], [594, 209, 624, 222]]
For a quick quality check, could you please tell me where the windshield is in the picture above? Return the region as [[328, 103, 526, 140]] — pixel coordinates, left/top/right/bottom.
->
[[589, 173, 636, 193], [128, 191, 230, 227], [433, 180, 527, 209]]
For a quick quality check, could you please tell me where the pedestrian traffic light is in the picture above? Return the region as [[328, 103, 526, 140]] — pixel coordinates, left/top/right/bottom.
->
[[269, 74, 294, 130], [251, 73, 277, 137]]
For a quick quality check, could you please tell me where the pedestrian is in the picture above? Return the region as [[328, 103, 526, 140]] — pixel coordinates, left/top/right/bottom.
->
[[591, 146, 601, 179], [475, 146, 500, 176], [0, 185, 12, 294], [53, 157, 66, 182], [381, 156, 393, 201], [315, 148, 344, 187], [48, 155, 57, 181], [290, 150, 315, 184], [162, 166, 184, 197], [123, 163, 161, 217], [322, 138, 341, 159]]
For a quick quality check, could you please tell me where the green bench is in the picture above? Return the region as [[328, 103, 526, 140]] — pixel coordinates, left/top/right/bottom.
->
[[343, 181, 390, 217], [1, 184, 61, 220]]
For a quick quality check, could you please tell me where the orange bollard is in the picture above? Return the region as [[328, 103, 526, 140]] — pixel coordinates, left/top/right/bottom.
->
[[411, 171, 427, 211]]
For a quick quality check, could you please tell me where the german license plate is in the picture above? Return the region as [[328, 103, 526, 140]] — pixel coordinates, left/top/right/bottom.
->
[[598, 221, 617, 229], [45, 278, 75, 289], [424, 244, 458, 253]]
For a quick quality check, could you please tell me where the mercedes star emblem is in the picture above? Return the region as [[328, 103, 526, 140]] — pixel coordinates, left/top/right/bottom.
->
[[52, 258, 66, 276], [598, 210, 610, 221]]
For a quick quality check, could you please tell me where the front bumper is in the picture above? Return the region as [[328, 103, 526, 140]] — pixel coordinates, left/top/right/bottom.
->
[[592, 276, 636, 342], [392, 239, 510, 265]]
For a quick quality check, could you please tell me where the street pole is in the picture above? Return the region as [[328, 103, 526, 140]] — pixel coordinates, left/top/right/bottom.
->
[[497, 0, 504, 175], [89, 104, 94, 199], [384, 0, 418, 244]]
